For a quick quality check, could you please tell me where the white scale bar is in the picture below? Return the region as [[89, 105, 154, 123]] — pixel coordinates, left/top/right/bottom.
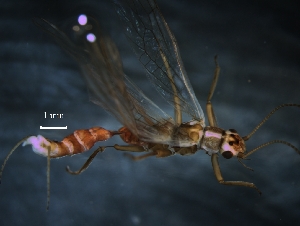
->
[[40, 126, 67, 130]]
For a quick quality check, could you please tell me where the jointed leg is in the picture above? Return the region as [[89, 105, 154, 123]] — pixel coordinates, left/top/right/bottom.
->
[[66, 143, 173, 176], [66, 144, 151, 175], [114, 144, 146, 152], [211, 154, 261, 194], [114, 144, 155, 161], [115, 144, 173, 161], [124, 152, 157, 161], [66, 147, 106, 175]]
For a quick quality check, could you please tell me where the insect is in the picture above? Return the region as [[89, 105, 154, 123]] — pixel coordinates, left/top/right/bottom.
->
[[1, 0, 299, 210]]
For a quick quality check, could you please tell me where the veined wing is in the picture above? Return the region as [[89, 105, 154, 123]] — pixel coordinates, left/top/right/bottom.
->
[[114, 0, 205, 126], [33, 16, 175, 144]]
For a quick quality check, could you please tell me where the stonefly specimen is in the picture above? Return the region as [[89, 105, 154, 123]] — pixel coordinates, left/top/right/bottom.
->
[[1, 0, 299, 209]]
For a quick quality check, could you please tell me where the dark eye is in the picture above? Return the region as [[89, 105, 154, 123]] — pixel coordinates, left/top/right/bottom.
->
[[222, 151, 233, 159], [229, 129, 237, 133], [229, 141, 234, 146]]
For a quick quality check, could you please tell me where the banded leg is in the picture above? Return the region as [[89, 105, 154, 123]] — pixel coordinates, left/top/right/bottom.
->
[[211, 154, 261, 194], [206, 55, 220, 127]]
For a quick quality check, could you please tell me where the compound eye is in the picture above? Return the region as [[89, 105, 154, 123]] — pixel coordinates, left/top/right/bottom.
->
[[222, 151, 233, 159], [229, 129, 237, 133]]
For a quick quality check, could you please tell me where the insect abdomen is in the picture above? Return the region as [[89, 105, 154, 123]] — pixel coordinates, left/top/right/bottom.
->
[[23, 127, 115, 158]]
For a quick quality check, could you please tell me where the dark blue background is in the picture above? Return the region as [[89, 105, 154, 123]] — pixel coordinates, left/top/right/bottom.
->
[[1, 0, 299, 225]]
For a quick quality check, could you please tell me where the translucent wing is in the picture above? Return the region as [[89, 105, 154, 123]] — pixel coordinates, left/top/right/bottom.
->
[[33, 16, 175, 144], [114, 0, 205, 125]]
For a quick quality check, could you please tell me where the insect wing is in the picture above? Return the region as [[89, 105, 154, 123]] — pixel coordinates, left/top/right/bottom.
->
[[114, 0, 205, 125], [33, 17, 175, 144]]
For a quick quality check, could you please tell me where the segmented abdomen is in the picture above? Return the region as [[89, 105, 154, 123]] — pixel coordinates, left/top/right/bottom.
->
[[23, 127, 115, 158]]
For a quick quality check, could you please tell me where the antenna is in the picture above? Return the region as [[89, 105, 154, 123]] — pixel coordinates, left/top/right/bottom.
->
[[243, 103, 300, 141], [244, 140, 300, 158], [237, 104, 300, 170]]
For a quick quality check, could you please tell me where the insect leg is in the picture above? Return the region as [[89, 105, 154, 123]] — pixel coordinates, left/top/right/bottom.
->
[[114, 144, 154, 161], [66, 147, 106, 175], [124, 152, 157, 161], [114, 144, 173, 161], [211, 154, 262, 194], [66, 144, 148, 174], [114, 144, 146, 152], [206, 56, 220, 127]]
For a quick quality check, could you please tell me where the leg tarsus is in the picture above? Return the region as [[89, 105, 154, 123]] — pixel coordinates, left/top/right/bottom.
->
[[211, 154, 261, 195], [66, 146, 105, 175], [218, 179, 261, 195]]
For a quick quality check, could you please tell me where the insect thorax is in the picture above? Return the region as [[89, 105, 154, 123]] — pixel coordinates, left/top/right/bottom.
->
[[173, 120, 204, 145]]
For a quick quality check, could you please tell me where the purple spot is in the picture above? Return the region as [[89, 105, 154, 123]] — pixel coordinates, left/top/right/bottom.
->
[[78, 14, 87, 26], [86, 33, 96, 43]]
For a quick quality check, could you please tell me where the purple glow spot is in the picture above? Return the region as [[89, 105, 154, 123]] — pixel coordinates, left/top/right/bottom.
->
[[23, 135, 50, 157], [86, 33, 96, 43], [78, 14, 87, 26]]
